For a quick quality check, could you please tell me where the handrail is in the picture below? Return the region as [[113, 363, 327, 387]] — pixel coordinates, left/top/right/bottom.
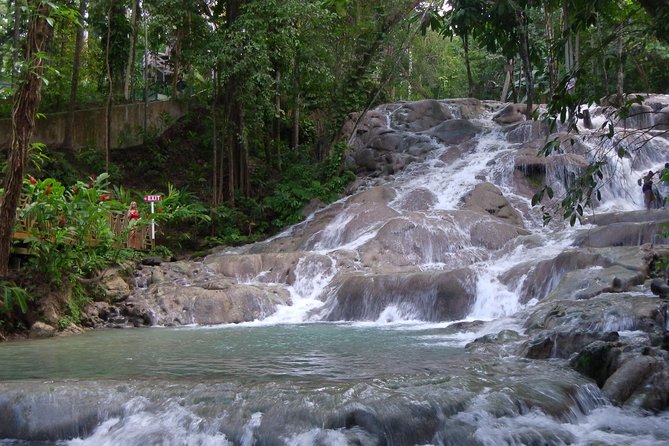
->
[[10, 195, 154, 252]]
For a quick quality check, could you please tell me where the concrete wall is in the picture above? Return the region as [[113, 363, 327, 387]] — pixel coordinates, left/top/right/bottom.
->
[[0, 100, 188, 152]]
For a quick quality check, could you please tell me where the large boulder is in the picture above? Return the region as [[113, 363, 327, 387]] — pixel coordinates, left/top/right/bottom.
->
[[501, 247, 648, 303], [389, 99, 454, 132], [319, 268, 477, 322], [570, 340, 623, 387], [617, 103, 654, 129], [423, 119, 482, 145], [461, 182, 524, 227], [204, 252, 306, 284], [573, 221, 669, 247], [602, 355, 661, 406], [522, 294, 666, 335], [492, 103, 536, 124], [126, 280, 291, 325], [357, 210, 527, 273]]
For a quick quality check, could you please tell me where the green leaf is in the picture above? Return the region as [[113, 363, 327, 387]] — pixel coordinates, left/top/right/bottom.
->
[[617, 147, 626, 158], [531, 190, 543, 206]]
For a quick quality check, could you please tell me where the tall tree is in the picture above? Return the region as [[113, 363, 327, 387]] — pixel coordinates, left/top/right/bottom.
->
[[124, 0, 140, 100], [0, 1, 52, 276], [64, 0, 86, 149], [443, 0, 486, 98]]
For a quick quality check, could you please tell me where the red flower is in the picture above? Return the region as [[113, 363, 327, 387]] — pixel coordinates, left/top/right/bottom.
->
[[100, 193, 107, 201], [29, 176, 37, 185], [145, 213, 149, 218], [157, 208, 163, 213], [44, 184, 51, 195], [72, 185, 79, 194]]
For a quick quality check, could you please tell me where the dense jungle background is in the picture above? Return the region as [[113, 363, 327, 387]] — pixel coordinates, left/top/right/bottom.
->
[[0, 0, 668, 336]]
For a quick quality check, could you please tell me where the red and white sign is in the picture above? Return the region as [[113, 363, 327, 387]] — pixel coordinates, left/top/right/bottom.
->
[[144, 195, 162, 202]]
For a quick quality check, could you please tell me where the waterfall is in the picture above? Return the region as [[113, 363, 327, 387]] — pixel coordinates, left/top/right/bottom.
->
[[4, 98, 669, 446]]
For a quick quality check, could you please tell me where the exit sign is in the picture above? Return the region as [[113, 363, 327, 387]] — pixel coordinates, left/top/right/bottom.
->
[[144, 195, 162, 202]]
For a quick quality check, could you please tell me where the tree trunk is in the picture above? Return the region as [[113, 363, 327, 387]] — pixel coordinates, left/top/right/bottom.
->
[[143, 13, 148, 135], [64, 0, 86, 149], [516, 8, 533, 118], [11, 0, 21, 82], [544, 5, 557, 96], [500, 59, 513, 102], [104, 0, 115, 172], [170, 30, 182, 97], [291, 92, 300, 149], [616, 22, 625, 106], [463, 34, 474, 98], [0, 1, 52, 277], [124, 0, 140, 101], [271, 66, 280, 167], [212, 67, 220, 207]]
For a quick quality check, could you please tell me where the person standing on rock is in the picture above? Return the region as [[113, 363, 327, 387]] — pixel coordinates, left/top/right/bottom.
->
[[641, 170, 656, 210]]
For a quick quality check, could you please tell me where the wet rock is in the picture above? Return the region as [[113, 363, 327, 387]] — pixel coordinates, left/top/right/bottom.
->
[[572, 221, 669, 248], [100, 275, 130, 302], [617, 103, 654, 129], [320, 268, 476, 322], [461, 182, 524, 227], [81, 301, 112, 328], [423, 119, 482, 145], [469, 218, 529, 249], [504, 120, 548, 144], [638, 367, 669, 411], [521, 331, 615, 359], [0, 386, 114, 441], [389, 99, 454, 132], [492, 103, 535, 124], [570, 340, 622, 387], [150, 267, 165, 285], [131, 282, 291, 325], [602, 355, 659, 406], [392, 187, 437, 212], [583, 209, 669, 225], [650, 278, 669, 298], [204, 252, 306, 284], [141, 256, 163, 266], [28, 322, 56, 339], [656, 105, 669, 130], [507, 247, 647, 304], [524, 295, 665, 334]]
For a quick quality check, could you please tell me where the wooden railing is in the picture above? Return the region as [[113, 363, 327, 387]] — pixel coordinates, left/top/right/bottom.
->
[[10, 196, 154, 252]]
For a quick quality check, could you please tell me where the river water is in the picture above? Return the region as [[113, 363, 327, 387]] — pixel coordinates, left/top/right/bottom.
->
[[2, 101, 669, 445], [1, 322, 669, 445]]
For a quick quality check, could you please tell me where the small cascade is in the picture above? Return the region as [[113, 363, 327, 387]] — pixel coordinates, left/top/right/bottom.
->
[[255, 255, 337, 324], [240, 412, 263, 446]]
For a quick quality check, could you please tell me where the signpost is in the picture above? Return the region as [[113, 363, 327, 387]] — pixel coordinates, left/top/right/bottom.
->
[[143, 195, 162, 240]]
